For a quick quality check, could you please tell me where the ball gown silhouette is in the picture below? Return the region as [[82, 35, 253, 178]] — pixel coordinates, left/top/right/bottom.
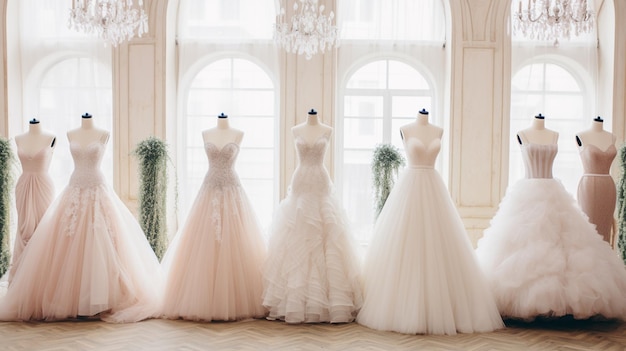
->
[[577, 143, 617, 243], [0, 135, 162, 323], [9, 143, 55, 281], [161, 141, 266, 321], [357, 136, 504, 335], [476, 141, 626, 320], [262, 132, 362, 323]]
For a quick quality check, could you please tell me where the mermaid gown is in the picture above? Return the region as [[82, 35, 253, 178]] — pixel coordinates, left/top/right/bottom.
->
[[577, 144, 617, 243], [0, 138, 162, 323], [357, 137, 504, 335], [476, 142, 626, 320], [262, 132, 363, 323], [161, 142, 267, 321], [9, 144, 55, 282]]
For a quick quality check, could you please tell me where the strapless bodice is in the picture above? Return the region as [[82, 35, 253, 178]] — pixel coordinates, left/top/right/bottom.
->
[[18, 146, 53, 174], [204, 142, 241, 188], [521, 143, 557, 179], [69, 142, 106, 187], [290, 134, 331, 195], [404, 137, 441, 168]]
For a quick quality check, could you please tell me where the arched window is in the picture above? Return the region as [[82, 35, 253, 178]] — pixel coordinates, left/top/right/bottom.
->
[[510, 5, 599, 194], [336, 0, 446, 245], [8, 0, 113, 193], [176, 0, 278, 233]]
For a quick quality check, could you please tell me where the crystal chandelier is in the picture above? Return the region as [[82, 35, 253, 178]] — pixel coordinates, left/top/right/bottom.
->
[[513, 0, 595, 45], [274, 0, 339, 60], [68, 0, 149, 47]]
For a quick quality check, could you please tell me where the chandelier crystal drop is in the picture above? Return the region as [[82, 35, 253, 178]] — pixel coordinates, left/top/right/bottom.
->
[[274, 0, 339, 60], [68, 0, 149, 47], [513, 0, 595, 45]]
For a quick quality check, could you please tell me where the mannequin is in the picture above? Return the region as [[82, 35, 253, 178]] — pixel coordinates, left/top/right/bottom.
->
[[202, 113, 244, 149], [517, 113, 559, 145], [292, 109, 333, 144], [14, 119, 56, 156], [400, 108, 443, 143], [576, 116, 617, 244], [576, 116, 616, 151], [67, 113, 110, 146]]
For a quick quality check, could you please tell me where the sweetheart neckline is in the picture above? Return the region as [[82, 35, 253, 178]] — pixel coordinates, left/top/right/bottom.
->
[[295, 133, 330, 147], [405, 137, 441, 149], [205, 141, 240, 153], [580, 143, 616, 154], [18, 145, 53, 159]]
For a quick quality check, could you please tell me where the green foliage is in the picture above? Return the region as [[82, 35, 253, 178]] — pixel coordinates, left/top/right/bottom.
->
[[134, 137, 169, 261], [0, 138, 15, 276], [617, 143, 626, 264], [371, 144, 405, 219]]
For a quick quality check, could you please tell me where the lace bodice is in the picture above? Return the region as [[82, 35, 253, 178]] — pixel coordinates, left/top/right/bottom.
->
[[204, 142, 241, 189], [290, 134, 332, 195], [17, 146, 53, 174], [69, 142, 106, 188], [404, 138, 441, 168], [579, 144, 616, 176], [521, 143, 557, 179]]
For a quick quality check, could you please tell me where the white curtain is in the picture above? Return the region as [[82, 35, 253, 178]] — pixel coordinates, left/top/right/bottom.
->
[[9, 0, 113, 193]]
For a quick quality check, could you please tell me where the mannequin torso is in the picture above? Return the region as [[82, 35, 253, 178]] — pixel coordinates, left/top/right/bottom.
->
[[576, 118, 616, 152], [292, 110, 333, 144], [15, 120, 56, 156], [67, 115, 110, 147], [517, 116, 559, 145], [202, 116, 244, 150], [400, 111, 443, 145]]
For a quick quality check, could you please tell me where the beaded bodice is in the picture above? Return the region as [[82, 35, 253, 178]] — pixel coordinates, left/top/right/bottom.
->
[[521, 143, 557, 179], [69, 141, 106, 188], [290, 134, 332, 195], [204, 142, 241, 189]]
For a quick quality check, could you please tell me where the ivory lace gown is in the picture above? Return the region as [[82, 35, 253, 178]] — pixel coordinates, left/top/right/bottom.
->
[[262, 133, 362, 323], [357, 137, 503, 335], [0, 138, 162, 323], [161, 142, 266, 321], [9, 144, 55, 282], [476, 143, 626, 320], [577, 144, 617, 243]]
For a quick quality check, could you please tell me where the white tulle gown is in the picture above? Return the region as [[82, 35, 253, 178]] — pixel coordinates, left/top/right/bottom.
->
[[476, 142, 626, 320], [0, 137, 162, 323], [357, 137, 504, 335], [161, 142, 267, 321], [262, 132, 363, 323]]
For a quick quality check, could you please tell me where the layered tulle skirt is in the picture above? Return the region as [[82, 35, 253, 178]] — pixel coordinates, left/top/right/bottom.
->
[[0, 183, 162, 323], [357, 167, 504, 335], [262, 190, 363, 323], [161, 183, 267, 321], [476, 178, 626, 320]]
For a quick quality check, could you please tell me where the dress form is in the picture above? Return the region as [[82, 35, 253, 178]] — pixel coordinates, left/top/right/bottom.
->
[[202, 113, 244, 149], [14, 119, 56, 156], [400, 109, 443, 143], [67, 113, 110, 146], [292, 109, 333, 143], [576, 117, 616, 151], [517, 114, 559, 145]]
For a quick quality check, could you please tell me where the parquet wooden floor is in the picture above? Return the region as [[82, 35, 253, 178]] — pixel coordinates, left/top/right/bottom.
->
[[0, 317, 624, 350]]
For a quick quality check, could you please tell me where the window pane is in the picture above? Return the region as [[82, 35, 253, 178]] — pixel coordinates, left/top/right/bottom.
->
[[544, 64, 581, 92], [344, 96, 383, 117], [388, 61, 430, 90], [347, 61, 388, 89]]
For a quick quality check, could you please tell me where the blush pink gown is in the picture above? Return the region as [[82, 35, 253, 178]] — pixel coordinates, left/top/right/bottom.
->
[[9, 144, 55, 282], [161, 142, 267, 321], [577, 144, 617, 243], [0, 137, 162, 323]]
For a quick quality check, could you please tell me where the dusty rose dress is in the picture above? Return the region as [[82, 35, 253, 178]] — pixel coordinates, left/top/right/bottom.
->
[[577, 144, 617, 243], [9, 144, 55, 282]]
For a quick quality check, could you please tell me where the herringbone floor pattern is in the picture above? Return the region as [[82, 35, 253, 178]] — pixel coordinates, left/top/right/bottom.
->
[[0, 317, 624, 350]]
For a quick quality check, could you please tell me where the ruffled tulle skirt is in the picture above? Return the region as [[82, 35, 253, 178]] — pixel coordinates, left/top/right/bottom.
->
[[161, 183, 267, 321], [262, 190, 363, 323], [476, 178, 626, 320], [357, 167, 504, 335], [0, 183, 162, 323]]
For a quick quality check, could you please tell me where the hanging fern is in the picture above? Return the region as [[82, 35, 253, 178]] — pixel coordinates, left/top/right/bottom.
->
[[134, 137, 169, 261], [617, 143, 626, 264], [0, 137, 15, 276], [371, 144, 405, 219]]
